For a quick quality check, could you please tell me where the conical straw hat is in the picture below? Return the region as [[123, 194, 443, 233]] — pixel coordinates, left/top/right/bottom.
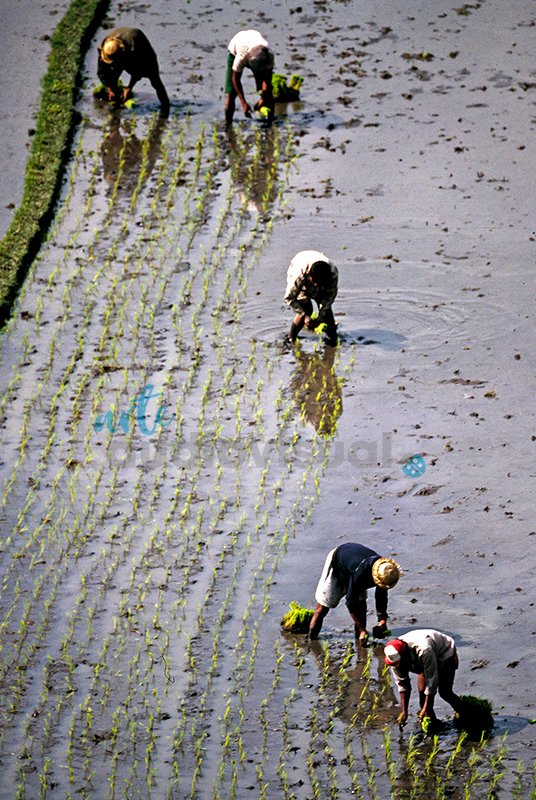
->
[[371, 557, 400, 589], [101, 38, 123, 64]]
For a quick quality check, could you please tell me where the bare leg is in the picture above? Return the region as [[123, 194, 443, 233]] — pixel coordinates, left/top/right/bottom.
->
[[438, 658, 462, 713], [290, 300, 313, 342], [417, 673, 427, 712], [289, 313, 306, 342], [225, 90, 236, 125], [151, 75, 170, 113]]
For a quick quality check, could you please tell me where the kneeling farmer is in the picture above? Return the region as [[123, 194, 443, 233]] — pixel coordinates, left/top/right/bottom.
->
[[98, 27, 170, 112], [225, 30, 274, 124], [285, 250, 339, 346], [309, 542, 400, 643], [384, 629, 463, 726]]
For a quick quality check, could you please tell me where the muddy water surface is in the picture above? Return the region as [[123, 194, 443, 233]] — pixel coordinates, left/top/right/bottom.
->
[[0, 0, 71, 236], [0, 0, 535, 797]]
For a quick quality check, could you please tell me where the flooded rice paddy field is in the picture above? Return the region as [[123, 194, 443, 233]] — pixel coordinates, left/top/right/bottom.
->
[[1, 0, 535, 797]]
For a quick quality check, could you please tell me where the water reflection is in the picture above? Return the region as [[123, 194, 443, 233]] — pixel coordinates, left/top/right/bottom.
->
[[290, 346, 342, 438], [307, 640, 398, 727], [101, 110, 167, 194], [224, 125, 279, 213]]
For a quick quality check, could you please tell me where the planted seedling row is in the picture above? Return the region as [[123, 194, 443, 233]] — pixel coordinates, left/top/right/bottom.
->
[[0, 119, 228, 780], [0, 114, 210, 561], [1, 115, 302, 796]]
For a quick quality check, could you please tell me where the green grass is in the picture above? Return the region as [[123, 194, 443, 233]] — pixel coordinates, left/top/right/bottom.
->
[[0, 0, 109, 328]]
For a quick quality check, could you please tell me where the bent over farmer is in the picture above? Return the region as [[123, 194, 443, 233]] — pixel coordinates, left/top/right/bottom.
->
[[225, 30, 274, 124], [285, 250, 338, 346], [97, 27, 170, 112], [384, 629, 463, 726], [309, 542, 400, 643]]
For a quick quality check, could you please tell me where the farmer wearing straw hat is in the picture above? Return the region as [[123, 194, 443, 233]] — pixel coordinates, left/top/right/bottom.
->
[[285, 250, 339, 346], [224, 30, 275, 124], [97, 27, 170, 112], [384, 629, 463, 726], [309, 543, 400, 643]]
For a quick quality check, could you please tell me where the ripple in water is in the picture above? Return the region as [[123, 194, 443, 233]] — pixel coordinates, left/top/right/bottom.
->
[[338, 287, 513, 351], [243, 287, 512, 352]]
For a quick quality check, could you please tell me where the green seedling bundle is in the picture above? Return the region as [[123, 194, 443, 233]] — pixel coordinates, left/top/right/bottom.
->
[[272, 73, 304, 102], [454, 694, 494, 737], [280, 601, 314, 632]]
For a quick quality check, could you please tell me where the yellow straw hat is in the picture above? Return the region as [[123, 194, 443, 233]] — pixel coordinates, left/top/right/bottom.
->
[[101, 38, 124, 64], [371, 557, 400, 589]]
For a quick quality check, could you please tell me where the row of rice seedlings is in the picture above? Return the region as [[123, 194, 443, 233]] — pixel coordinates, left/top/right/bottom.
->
[[0, 460, 125, 749], [154, 370, 262, 791], [95, 123, 212, 364], [11, 112, 136, 355], [103, 126, 256, 564], [12, 497, 153, 793], [0, 157, 95, 434], [91, 124, 251, 449], [175, 332, 326, 752], [3, 111, 318, 800], [0, 168, 102, 518], [7, 122, 294, 796], [0, 114, 199, 568], [156, 128, 296, 484], [275, 685, 301, 800], [117, 128, 306, 796], [53, 507, 241, 797], [203, 421, 333, 797], [163, 129, 258, 341], [0, 136, 196, 764], [48, 116, 173, 344], [0, 118, 159, 519]]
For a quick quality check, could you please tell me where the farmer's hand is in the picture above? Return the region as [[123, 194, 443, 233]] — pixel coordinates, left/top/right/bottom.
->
[[107, 87, 119, 102], [122, 86, 132, 102], [397, 711, 407, 727], [242, 102, 253, 117], [304, 316, 318, 330]]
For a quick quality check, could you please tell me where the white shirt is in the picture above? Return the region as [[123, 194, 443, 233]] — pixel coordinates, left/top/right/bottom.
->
[[228, 30, 271, 72], [391, 629, 457, 697], [284, 250, 338, 319]]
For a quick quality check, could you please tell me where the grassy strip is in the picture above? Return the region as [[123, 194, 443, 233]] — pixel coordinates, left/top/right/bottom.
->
[[0, 0, 109, 329]]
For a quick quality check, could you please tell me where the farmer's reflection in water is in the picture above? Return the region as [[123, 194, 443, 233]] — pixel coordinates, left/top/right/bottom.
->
[[100, 111, 167, 195], [306, 641, 397, 727], [224, 126, 279, 213], [291, 346, 342, 438]]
